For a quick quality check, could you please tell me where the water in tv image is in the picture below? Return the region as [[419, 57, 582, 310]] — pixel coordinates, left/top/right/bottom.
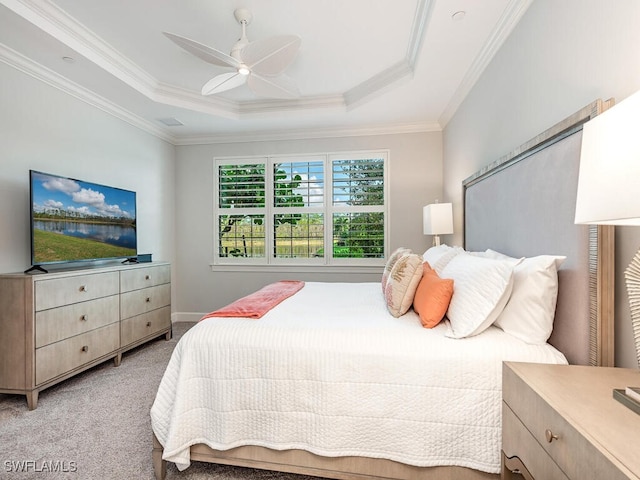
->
[[31, 171, 137, 264]]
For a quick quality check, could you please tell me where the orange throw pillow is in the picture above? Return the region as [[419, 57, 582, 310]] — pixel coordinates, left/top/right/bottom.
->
[[413, 263, 454, 328]]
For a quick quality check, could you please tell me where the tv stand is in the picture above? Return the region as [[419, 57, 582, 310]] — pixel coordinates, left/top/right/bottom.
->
[[24, 265, 48, 274], [122, 257, 139, 264]]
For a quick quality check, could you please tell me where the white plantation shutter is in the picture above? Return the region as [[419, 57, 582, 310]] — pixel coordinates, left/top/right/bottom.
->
[[330, 155, 386, 260], [214, 151, 388, 265]]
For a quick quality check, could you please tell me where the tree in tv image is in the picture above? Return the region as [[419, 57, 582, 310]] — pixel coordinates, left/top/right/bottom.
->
[[31, 172, 137, 264]]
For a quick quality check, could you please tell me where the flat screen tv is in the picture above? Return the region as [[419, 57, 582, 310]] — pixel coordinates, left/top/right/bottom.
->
[[28, 170, 137, 272]]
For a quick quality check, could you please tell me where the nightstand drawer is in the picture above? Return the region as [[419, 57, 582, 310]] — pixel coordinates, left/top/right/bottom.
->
[[503, 363, 635, 480], [502, 401, 569, 480]]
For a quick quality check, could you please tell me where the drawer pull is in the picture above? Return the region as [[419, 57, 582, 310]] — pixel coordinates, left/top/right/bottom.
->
[[79, 285, 88, 292], [545, 429, 558, 443], [146, 297, 151, 303], [145, 275, 151, 280], [80, 314, 88, 321], [146, 321, 152, 327], [81, 345, 89, 353]]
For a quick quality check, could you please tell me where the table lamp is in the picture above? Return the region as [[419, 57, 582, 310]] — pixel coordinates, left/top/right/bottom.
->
[[575, 90, 640, 368], [423, 202, 453, 247]]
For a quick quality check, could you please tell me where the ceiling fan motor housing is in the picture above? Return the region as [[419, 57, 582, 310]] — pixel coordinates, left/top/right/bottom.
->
[[234, 8, 253, 26]]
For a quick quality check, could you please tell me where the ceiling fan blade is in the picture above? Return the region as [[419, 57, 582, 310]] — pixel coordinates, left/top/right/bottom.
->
[[242, 35, 301, 76], [247, 73, 300, 99], [163, 32, 240, 69], [202, 72, 247, 95]]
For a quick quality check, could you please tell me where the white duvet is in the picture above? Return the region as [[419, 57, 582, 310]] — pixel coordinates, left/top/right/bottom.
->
[[151, 282, 567, 474]]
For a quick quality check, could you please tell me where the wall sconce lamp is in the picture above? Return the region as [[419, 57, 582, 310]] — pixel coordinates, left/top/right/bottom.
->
[[423, 202, 453, 247], [575, 90, 640, 368]]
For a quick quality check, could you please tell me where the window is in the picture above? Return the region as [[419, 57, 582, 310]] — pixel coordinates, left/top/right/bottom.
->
[[214, 151, 388, 266]]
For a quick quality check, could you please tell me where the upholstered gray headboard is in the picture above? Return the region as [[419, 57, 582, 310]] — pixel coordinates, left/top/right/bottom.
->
[[463, 100, 615, 366]]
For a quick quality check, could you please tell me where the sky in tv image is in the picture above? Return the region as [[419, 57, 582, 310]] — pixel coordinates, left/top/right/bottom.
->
[[32, 172, 135, 220]]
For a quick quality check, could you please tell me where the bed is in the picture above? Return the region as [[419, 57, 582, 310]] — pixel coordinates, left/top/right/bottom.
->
[[151, 99, 615, 480]]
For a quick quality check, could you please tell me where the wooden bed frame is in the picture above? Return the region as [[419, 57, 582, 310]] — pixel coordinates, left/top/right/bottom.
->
[[152, 99, 615, 480]]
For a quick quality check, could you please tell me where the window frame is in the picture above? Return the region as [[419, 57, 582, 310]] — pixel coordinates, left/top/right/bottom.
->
[[212, 150, 389, 268]]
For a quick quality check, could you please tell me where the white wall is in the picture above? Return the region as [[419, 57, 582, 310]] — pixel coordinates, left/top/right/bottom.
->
[[0, 62, 176, 284], [174, 132, 442, 316], [443, 0, 640, 367]]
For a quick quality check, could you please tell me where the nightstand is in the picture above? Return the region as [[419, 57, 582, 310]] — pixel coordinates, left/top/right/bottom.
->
[[502, 362, 640, 480]]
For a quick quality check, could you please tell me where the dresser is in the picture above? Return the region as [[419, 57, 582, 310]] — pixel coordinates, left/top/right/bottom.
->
[[502, 362, 640, 480], [0, 262, 171, 409]]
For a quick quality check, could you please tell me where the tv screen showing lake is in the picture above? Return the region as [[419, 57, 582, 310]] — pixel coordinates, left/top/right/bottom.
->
[[30, 171, 137, 263], [34, 220, 136, 249]]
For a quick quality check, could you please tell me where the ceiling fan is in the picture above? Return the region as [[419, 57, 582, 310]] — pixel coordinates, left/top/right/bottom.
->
[[163, 8, 301, 99]]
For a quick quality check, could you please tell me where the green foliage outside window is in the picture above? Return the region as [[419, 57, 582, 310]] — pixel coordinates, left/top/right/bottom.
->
[[216, 154, 386, 261]]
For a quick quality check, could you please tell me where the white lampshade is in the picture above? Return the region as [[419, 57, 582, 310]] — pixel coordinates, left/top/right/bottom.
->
[[423, 203, 453, 246], [576, 89, 640, 369], [575, 90, 640, 226]]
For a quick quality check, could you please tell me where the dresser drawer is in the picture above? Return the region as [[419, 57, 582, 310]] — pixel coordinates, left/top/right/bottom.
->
[[35, 295, 119, 348], [35, 323, 120, 385], [120, 284, 170, 319], [503, 364, 631, 480], [503, 401, 569, 480], [35, 272, 119, 311], [121, 306, 171, 347], [120, 264, 170, 293]]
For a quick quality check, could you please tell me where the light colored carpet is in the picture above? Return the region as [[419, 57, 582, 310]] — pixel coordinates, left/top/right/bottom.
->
[[0, 322, 322, 480]]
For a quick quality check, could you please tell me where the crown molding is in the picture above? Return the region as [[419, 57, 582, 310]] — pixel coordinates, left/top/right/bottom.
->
[[0, 42, 176, 143], [344, 0, 434, 109], [406, 0, 435, 66], [2, 0, 158, 96], [237, 94, 347, 116], [344, 60, 415, 110], [3, 0, 431, 119], [153, 83, 240, 119], [438, 0, 534, 127], [174, 121, 441, 146], [1, 41, 439, 146]]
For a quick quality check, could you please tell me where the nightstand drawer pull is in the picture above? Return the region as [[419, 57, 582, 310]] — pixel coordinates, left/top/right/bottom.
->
[[79, 285, 88, 292], [545, 429, 558, 443], [81, 345, 89, 352], [145, 274, 151, 280], [80, 314, 87, 321], [146, 321, 152, 327]]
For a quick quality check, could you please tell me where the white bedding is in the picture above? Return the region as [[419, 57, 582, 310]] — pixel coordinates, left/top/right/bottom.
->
[[151, 282, 567, 474]]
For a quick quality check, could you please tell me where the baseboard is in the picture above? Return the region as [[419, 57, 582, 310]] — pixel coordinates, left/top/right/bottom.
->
[[171, 312, 206, 324]]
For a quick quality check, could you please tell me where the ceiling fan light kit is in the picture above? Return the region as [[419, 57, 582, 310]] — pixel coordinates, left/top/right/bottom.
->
[[164, 8, 301, 99]]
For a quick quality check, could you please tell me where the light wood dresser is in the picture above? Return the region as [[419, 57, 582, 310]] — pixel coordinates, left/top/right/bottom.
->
[[502, 362, 640, 480], [0, 262, 171, 409]]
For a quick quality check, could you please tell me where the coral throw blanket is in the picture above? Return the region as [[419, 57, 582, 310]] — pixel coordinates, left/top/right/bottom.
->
[[201, 280, 305, 320]]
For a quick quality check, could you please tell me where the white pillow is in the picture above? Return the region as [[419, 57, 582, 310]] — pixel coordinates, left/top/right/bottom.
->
[[422, 244, 463, 275], [485, 250, 566, 344], [440, 253, 514, 339]]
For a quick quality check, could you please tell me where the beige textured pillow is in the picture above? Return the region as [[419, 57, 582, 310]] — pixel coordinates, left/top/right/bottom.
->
[[381, 247, 412, 292], [384, 253, 424, 317]]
